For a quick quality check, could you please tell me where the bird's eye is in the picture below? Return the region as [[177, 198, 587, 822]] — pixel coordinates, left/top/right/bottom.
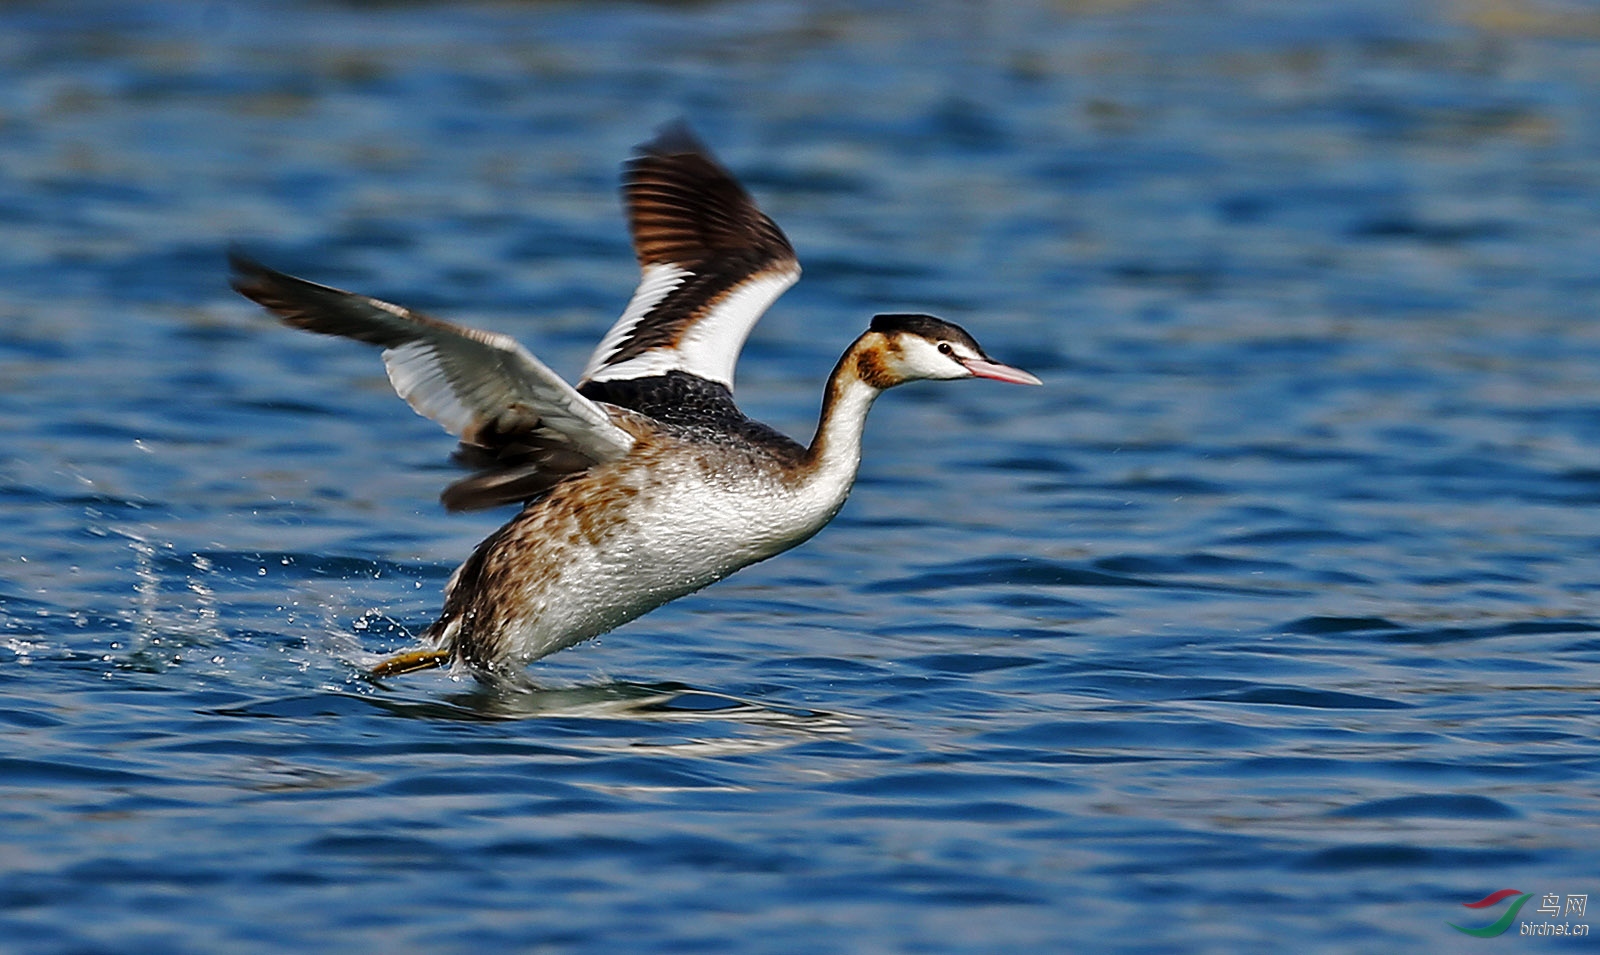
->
[[937, 341, 955, 356]]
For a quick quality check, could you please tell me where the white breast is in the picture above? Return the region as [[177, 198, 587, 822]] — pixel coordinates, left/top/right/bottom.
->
[[491, 451, 852, 663]]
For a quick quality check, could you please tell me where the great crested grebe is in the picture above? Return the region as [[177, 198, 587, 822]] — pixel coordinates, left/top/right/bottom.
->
[[231, 124, 1040, 678]]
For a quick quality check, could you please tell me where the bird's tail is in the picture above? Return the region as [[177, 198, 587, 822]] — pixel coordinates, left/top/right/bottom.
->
[[370, 647, 451, 679]]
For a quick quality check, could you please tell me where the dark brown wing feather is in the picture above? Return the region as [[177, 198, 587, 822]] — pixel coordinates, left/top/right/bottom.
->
[[579, 123, 801, 387], [625, 122, 795, 270]]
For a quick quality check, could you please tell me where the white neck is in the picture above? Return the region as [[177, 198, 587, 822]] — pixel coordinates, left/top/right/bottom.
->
[[802, 349, 883, 512]]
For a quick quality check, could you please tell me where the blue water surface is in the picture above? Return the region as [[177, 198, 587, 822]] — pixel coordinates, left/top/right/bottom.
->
[[1, 1, 1598, 952]]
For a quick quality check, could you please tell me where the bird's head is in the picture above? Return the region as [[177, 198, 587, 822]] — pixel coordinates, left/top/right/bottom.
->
[[854, 313, 1041, 389]]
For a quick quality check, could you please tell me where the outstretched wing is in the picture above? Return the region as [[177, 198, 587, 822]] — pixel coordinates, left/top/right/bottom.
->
[[230, 252, 635, 511], [579, 122, 800, 390]]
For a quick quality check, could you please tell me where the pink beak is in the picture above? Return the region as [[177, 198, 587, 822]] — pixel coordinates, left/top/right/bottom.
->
[[961, 357, 1042, 386]]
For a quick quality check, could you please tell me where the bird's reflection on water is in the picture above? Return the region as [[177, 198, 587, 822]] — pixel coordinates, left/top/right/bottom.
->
[[218, 673, 855, 759]]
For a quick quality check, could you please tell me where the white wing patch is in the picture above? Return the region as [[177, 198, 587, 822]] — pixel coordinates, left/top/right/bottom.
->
[[231, 252, 637, 472], [383, 338, 509, 439], [579, 262, 688, 384], [582, 265, 799, 389], [380, 332, 633, 462]]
